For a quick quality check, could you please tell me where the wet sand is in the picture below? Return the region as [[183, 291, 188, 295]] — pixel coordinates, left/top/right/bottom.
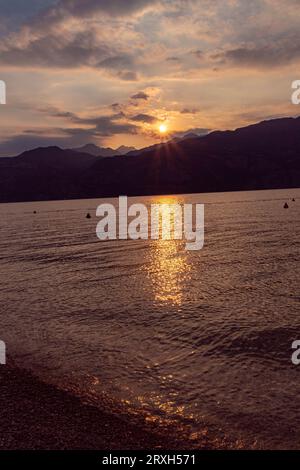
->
[[0, 362, 248, 450]]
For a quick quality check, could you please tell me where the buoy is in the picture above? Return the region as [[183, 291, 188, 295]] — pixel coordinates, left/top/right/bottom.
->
[[33, 210, 37, 214], [292, 198, 295, 202], [284, 203, 289, 209], [86, 213, 91, 219]]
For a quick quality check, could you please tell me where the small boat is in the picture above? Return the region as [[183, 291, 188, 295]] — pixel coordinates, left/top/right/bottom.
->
[[284, 203, 289, 209], [86, 213, 91, 219], [292, 198, 295, 202]]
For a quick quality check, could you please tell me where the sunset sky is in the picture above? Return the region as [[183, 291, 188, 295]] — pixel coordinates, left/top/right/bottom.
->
[[0, 0, 299, 155]]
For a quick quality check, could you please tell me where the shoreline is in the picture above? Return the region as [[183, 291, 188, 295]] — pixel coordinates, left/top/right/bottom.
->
[[0, 186, 298, 206], [0, 361, 247, 450]]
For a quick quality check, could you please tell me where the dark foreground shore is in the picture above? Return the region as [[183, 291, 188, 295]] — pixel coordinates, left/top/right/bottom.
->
[[0, 362, 248, 450]]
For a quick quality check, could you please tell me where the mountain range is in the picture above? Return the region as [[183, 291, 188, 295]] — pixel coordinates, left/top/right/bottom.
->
[[71, 143, 136, 157], [0, 117, 299, 203]]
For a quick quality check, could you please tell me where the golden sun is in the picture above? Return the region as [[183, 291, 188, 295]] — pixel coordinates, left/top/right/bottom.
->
[[159, 123, 168, 134]]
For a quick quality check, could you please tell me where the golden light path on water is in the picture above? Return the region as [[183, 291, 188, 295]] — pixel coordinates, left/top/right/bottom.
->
[[144, 197, 192, 306], [131, 197, 195, 423]]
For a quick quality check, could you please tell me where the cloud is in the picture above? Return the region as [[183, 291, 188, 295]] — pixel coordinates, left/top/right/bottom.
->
[[0, 0, 54, 34], [166, 56, 180, 62], [0, 27, 141, 79], [180, 108, 199, 114], [56, 110, 139, 136], [117, 71, 139, 81], [216, 40, 300, 68], [191, 50, 203, 59], [44, 108, 77, 119], [0, 31, 142, 82], [61, 0, 155, 17], [3, 0, 300, 78], [131, 91, 149, 100], [131, 113, 157, 123], [0, 1, 148, 76], [98, 54, 134, 70], [2, 0, 300, 153], [97, 54, 139, 80], [0, 106, 140, 155], [0, 30, 111, 68], [0, 133, 76, 156], [23, 0, 156, 32], [0, 124, 122, 155]]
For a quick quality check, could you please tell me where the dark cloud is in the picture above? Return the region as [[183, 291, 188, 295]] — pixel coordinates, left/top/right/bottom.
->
[[97, 55, 138, 80], [24, 0, 156, 33], [131, 113, 157, 124], [0, 107, 139, 155], [180, 108, 199, 114], [219, 47, 278, 67], [1, 0, 300, 78], [0, 123, 127, 155], [81, 118, 137, 135], [0, 133, 79, 156], [0, 30, 112, 68], [42, 108, 77, 119], [0, 29, 139, 79], [131, 91, 149, 100], [117, 70, 138, 81], [166, 56, 180, 62], [0, 3, 140, 76], [191, 49, 203, 59], [98, 55, 134, 70], [0, 123, 137, 156], [217, 38, 300, 68], [57, 110, 139, 136], [0, 0, 55, 33], [62, 0, 154, 17]]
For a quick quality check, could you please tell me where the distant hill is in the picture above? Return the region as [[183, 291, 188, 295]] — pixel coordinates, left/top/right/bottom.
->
[[0, 146, 100, 201], [0, 146, 98, 171], [126, 142, 164, 156], [181, 132, 201, 140], [71, 143, 118, 157], [0, 117, 299, 202], [126, 132, 205, 156], [116, 145, 136, 155], [71, 143, 136, 157]]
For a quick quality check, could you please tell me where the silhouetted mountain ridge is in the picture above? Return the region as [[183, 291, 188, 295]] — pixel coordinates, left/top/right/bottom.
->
[[71, 143, 119, 157], [71, 143, 136, 157], [0, 117, 299, 202], [116, 145, 136, 155]]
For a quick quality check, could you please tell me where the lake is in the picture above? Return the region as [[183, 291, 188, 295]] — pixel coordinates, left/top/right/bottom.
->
[[0, 188, 299, 448]]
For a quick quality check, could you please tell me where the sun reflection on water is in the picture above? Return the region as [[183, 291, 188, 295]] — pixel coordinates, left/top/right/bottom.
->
[[143, 197, 192, 306]]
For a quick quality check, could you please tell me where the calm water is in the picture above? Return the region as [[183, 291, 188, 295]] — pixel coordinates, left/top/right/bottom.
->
[[0, 189, 299, 448]]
